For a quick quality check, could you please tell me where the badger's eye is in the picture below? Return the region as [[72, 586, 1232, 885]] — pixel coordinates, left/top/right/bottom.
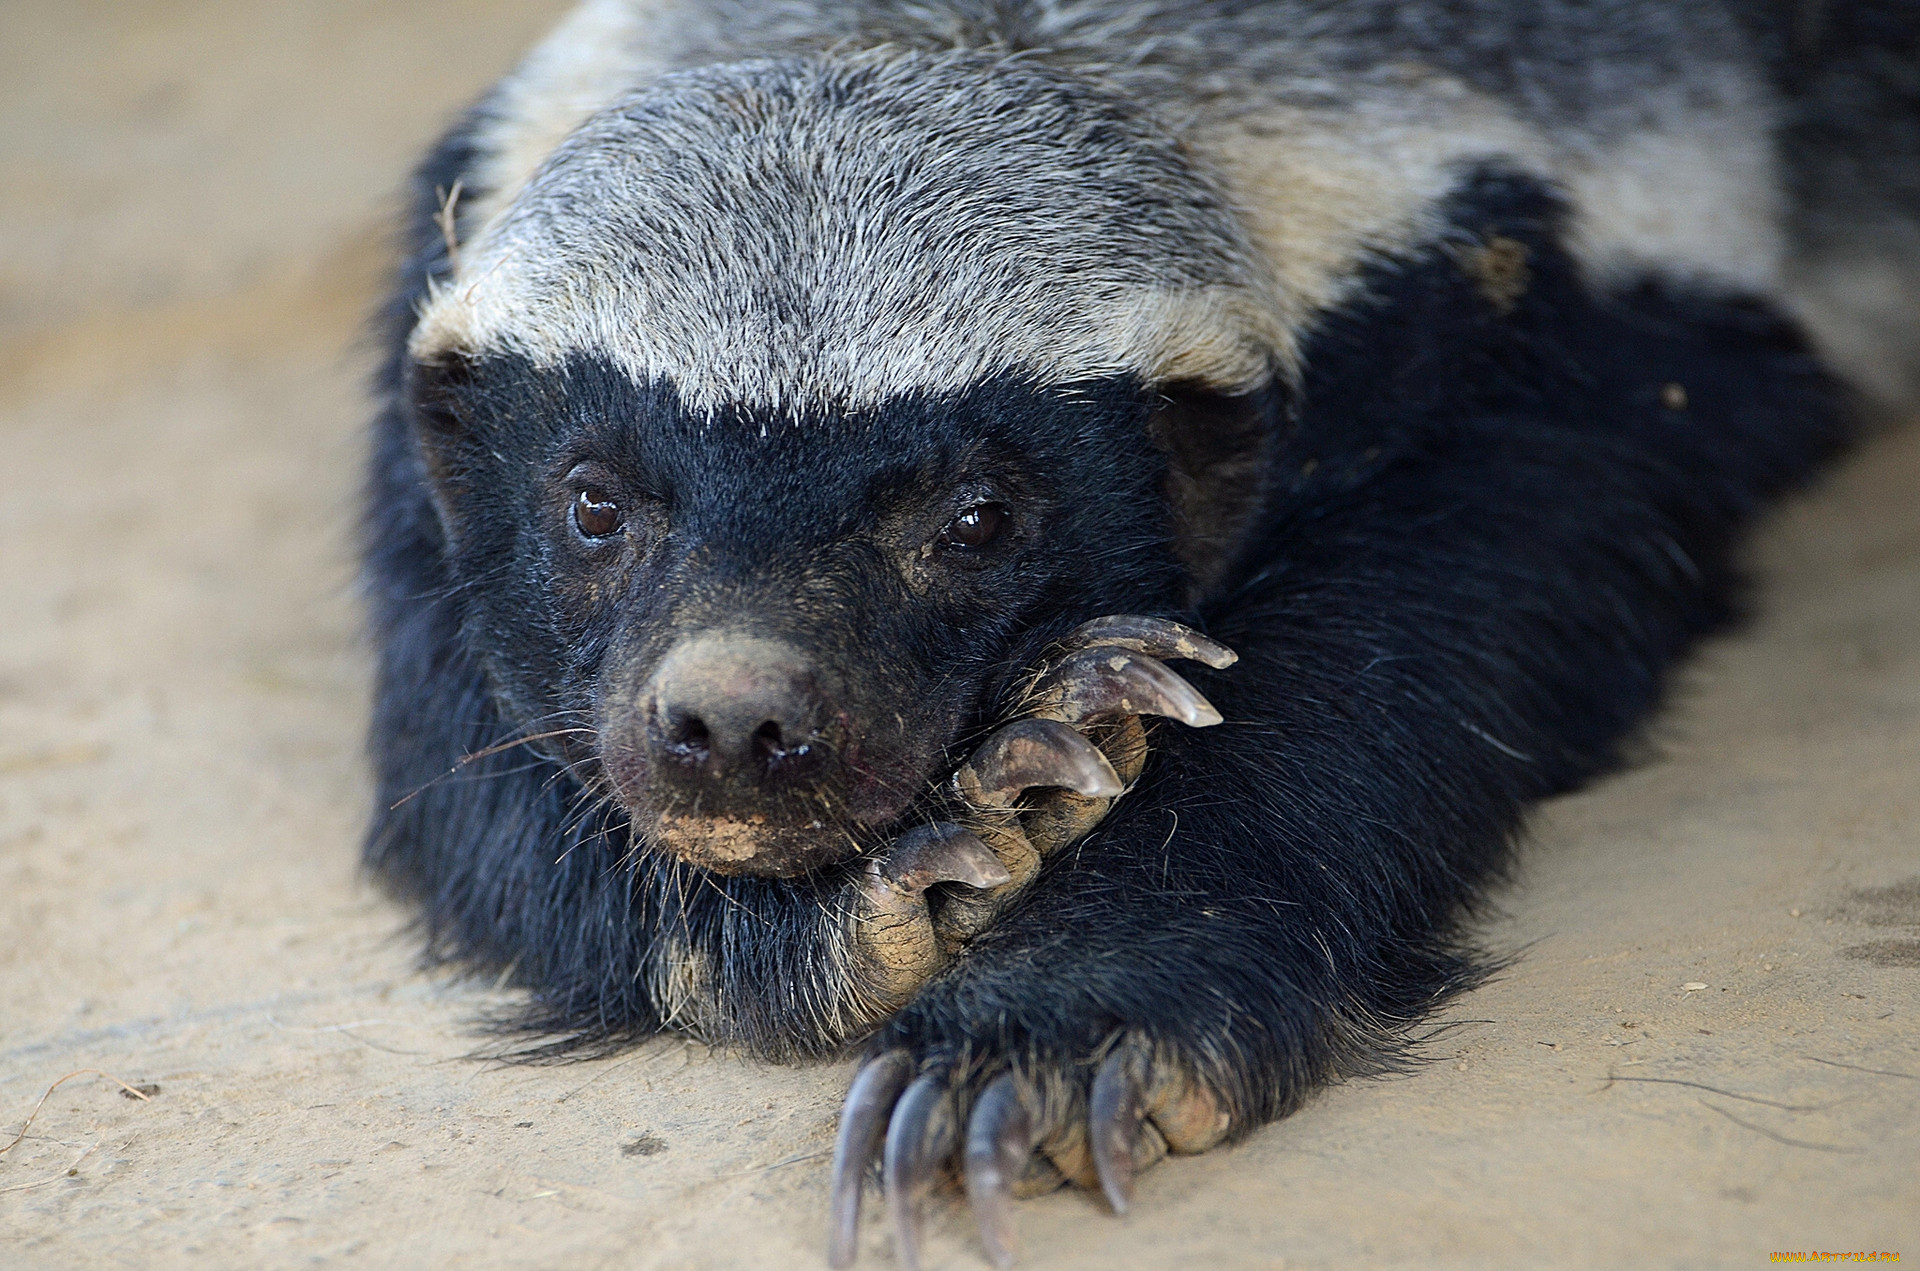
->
[[572, 488, 625, 540], [938, 502, 1010, 551]]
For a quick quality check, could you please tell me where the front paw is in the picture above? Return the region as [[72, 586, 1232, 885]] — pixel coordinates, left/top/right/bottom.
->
[[959, 614, 1234, 871], [841, 618, 1235, 1023], [827, 1035, 1235, 1269]]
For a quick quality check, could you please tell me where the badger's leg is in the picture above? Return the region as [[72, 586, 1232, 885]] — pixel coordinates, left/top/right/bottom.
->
[[838, 617, 1236, 1027], [826, 613, 1399, 1270], [824, 276, 1846, 1266]]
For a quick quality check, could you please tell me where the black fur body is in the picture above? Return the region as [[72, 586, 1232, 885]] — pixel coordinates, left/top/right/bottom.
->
[[360, 0, 1915, 1253]]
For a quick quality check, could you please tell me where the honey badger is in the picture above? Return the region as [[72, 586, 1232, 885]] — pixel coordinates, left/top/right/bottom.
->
[[363, 0, 1918, 1265]]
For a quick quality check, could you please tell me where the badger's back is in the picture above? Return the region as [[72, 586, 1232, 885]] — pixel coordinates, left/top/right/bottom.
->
[[419, 0, 1917, 414]]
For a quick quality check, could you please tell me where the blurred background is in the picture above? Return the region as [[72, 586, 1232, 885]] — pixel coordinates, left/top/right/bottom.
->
[[1, 3, 1915, 1267]]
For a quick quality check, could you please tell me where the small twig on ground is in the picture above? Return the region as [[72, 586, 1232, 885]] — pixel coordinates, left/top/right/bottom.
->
[[1599, 1072, 1833, 1112], [266, 1016, 426, 1057], [0, 1138, 103, 1194], [1804, 1055, 1919, 1080], [710, 1149, 833, 1181], [1697, 1100, 1858, 1154], [1, 1070, 151, 1156]]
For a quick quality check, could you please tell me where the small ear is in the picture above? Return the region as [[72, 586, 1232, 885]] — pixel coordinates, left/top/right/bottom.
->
[[402, 353, 481, 545], [1147, 383, 1284, 602], [405, 351, 476, 441]]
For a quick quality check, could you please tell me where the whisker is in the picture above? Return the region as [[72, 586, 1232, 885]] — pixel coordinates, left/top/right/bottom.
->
[[387, 714, 594, 811], [460, 727, 592, 763]]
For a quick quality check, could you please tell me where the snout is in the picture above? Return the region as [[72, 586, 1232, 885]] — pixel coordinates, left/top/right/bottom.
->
[[647, 634, 833, 796], [604, 631, 879, 877]]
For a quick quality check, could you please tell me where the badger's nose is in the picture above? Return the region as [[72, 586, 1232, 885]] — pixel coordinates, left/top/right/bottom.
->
[[646, 634, 830, 791]]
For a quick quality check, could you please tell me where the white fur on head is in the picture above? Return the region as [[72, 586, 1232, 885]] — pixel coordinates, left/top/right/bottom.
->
[[413, 50, 1287, 414]]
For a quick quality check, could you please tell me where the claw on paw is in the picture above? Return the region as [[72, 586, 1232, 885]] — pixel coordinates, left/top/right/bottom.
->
[[1027, 646, 1223, 728], [825, 1039, 1237, 1268], [884, 1071, 953, 1271], [881, 822, 1012, 893], [953, 718, 1124, 809], [963, 1074, 1035, 1269], [852, 823, 1013, 1014], [1089, 1048, 1148, 1215], [829, 1050, 915, 1269], [1060, 615, 1238, 670]]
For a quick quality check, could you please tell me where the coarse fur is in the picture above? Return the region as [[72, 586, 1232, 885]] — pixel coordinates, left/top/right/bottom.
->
[[361, 0, 1914, 1234]]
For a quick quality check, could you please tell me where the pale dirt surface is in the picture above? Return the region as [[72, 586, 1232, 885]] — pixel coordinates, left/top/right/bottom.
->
[[1, 4, 1916, 1268]]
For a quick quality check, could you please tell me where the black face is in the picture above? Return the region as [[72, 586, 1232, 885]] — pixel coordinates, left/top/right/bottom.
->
[[407, 352, 1189, 876]]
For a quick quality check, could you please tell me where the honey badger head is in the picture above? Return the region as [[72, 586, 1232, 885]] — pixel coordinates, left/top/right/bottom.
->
[[405, 50, 1286, 877]]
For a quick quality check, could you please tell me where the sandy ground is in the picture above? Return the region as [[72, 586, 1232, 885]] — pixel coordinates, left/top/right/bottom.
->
[[2, 3, 1916, 1268]]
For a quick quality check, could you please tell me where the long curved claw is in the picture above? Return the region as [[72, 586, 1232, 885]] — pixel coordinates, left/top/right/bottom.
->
[[1089, 1050, 1145, 1215], [1062, 615, 1238, 670], [884, 1072, 951, 1271], [852, 821, 1015, 1015], [964, 1074, 1034, 1269], [829, 1051, 916, 1269], [1029, 647, 1222, 728], [954, 718, 1124, 809], [882, 822, 1012, 894]]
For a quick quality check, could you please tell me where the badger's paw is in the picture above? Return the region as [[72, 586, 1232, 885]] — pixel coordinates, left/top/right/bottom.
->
[[826, 1035, 1234, 1269], [839, 618, 1235, 1023]]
